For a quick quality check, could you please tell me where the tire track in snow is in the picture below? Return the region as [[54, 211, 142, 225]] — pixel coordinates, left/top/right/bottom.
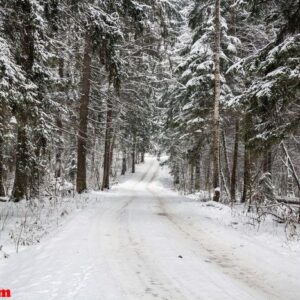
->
[[148, 183, 297, 300]]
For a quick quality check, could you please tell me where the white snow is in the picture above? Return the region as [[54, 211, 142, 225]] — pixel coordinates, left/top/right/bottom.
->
[[1, 156, 300, 299]]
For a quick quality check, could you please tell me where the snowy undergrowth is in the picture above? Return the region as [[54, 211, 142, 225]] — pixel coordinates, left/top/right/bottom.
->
[[158, 159, 300, 252], [0, 162, 145, 260], [0, 193, 100, 259]]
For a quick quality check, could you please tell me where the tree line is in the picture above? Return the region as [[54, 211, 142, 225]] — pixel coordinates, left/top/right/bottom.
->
[[1, 0, 299, 223], [161, 0, 300, 219], [0, 0, 182, 200]]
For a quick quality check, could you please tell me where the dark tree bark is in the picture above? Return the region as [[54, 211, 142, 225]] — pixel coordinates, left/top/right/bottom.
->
[[230, 118, 239, 202], [174, 161, 180, 185], [76, 35, 92, 193], [121, 155, 127, 175], [0, 137, 5, 197], [109, 130, 116, 177], [55, 58, 64, 179], [131, 136, 136, 173], [55, 117, 63, 178], [222, 130, 231, 187], [195, 154, 201, 191], [241, 149, 250, 203], [12, 1, 34, 201], [102, 103, 113, 190], [189, 160, 194, 194], [241, 114, 252, 203], [12, 122, 29, 201]]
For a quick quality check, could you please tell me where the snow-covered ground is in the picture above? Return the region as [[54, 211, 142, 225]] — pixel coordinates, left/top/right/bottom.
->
[[0, 156, 300, 299]]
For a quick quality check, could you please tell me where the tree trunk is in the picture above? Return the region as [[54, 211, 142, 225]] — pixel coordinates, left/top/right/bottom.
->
[[189, 160, 194, 194], [109, 130, 116, 177], [55, 117, 63, 178], [0, 137, 5, 196], [11, 1, 33, 201], [195, 154, 201, 191], [102, 104, 113, 190], [222, 130, 231, 186], [121, 154, 127, 175], [174, 161, 180, 185], [55, 58, 64, 179], [241, 114, 252, 203], [212, 0, 221, 202], [76, 35, 92, 193], [230, 118, 239, 202], [205, 150, 211, 192], [131, 136, 136, 174], [12, 121, 29, 201]]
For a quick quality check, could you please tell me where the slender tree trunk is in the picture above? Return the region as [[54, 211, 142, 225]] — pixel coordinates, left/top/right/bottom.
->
[[241, 149, 250, 203], [174, 161, 180, 185], [189, 159, 194, 194], [12, 121, 29, 201], [195, 154, 201, 191], [121, 153, 127, 175], [205, 150, 211, 192], [55, 117, 63, 178], [0, 137, 5, 197], [212, 0, 221, 202], [241, 114, 251, 203], [222, 130, 231, 185], [230, 118, 239, 202], [131, 136, 136, 173], [55, 58, 64, 179], [109, 129, 116, 177], [76, 35, 92, 193], [102, 103, 113, 190]]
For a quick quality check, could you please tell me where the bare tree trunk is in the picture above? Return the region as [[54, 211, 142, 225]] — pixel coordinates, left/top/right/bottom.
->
[[121, 152, 127, 175], [205, 150, 211, 192], [55, 58, 64, 179], [230, 118, 239, 202], [76, 35, 92, 193], [12, 122, 29, 201], [241, 148, 250, 203], [195, 154, 201, 191], [241, 114, 251, 203], [102, 103, 113, 190], [131, 135, 136, 173], [189, 159, 194, 194], [212, 0, 221, 202], [222, 130, 231, 185], [55, 117, 63, 178], [174, 162, 180, 185], [0, 137, 5, 196], [109, 130, 116, 177]]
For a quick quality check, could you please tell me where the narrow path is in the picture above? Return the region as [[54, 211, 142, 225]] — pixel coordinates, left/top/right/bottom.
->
[[0, 157, 300, 299]]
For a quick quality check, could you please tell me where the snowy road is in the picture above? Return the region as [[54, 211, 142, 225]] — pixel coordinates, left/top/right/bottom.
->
[[1, 157, 300, 299]]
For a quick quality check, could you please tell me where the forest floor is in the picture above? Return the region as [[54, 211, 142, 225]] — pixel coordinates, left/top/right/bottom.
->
[[1, 156, 300, 299]]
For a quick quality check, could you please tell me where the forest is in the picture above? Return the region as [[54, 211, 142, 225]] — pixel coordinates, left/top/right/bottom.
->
[[1, 1, 300, 299], [0, 1, 300, 227]]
